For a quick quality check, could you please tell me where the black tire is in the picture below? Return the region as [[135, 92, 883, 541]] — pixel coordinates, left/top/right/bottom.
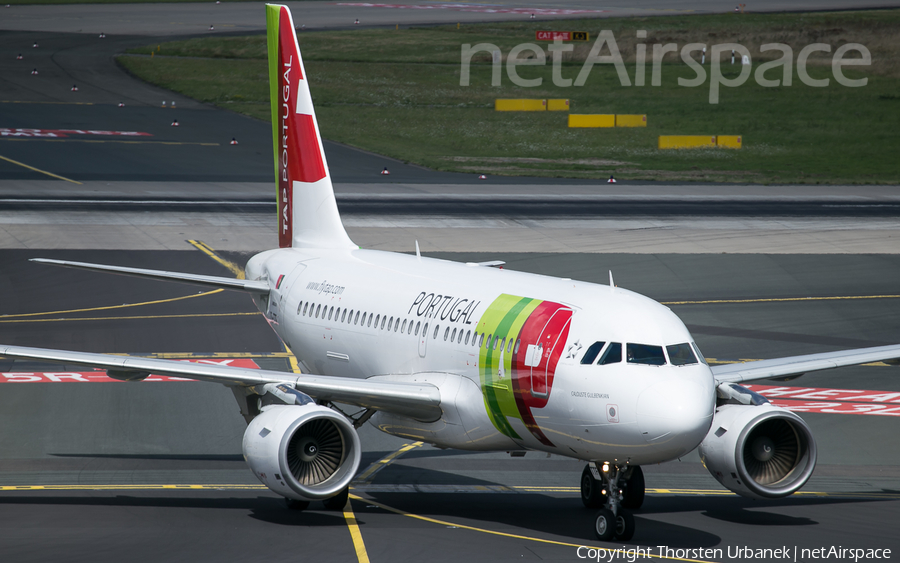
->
[[614, 509, 635, 541], [581, 465, 604, 509], [594, 508, 616, 541], [285, 498, 310, 511], [322, 487, 349, 511], [622, 466, 645, 510]]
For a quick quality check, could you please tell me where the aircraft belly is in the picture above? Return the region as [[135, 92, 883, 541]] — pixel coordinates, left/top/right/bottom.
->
[[370, 372, 519, 450]]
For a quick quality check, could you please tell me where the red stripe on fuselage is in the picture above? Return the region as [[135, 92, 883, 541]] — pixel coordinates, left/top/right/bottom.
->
[[511, 301, 572, 446]]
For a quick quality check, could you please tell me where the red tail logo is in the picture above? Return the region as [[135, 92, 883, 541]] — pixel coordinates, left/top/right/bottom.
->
[[275, 7, 327, 247]]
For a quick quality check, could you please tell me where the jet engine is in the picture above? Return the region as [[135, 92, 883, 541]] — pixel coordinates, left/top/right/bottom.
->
[[699, 397, 816, 499], [242, 404, 361, 501]]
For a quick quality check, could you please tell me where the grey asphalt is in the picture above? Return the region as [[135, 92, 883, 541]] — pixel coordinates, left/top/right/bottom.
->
[[2, 2, 900, 560], [5, 0, 900, 36], [1, 250, 900, 561]]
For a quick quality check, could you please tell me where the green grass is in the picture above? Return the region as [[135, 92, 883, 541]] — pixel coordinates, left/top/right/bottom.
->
[[118, 10, 900, 183]]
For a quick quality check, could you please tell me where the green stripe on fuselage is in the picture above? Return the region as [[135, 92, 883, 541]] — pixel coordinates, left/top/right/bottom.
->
[[478, 294, 540, 441]]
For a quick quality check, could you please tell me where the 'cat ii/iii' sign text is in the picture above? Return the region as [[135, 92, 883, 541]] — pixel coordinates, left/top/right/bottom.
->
[[535, 31, 589, 41]]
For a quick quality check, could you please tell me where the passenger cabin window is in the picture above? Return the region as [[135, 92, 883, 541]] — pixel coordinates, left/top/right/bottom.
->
[[626, 343, 666, 366], [598, 342, 621, 365], [667, 343, 698, 366], [581, 341, 605, 365]]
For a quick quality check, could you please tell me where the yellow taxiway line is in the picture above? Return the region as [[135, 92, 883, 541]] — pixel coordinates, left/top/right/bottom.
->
[[354, 441, 424, 484], [343, 499, 371, 563], [0, 154, 82, 184], [187, 240, 247, 279], [351, 494, 715, 563], [0, 289, 224, 319], [0, 312, 259, 324], [663, 294, 900, 306], [1, 483, 896, 499]]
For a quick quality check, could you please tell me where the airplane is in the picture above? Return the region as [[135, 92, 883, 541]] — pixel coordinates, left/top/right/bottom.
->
[[3, 3, 900, 542]]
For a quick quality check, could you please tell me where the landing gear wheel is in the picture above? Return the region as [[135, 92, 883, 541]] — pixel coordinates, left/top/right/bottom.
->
[[594, 508, 616, 541], [622, 466, 645, 510], [285, 498, 310, 511], [322, 487, 349, 511], [581, 465, 604, 508], [614, 509, 635, 541]]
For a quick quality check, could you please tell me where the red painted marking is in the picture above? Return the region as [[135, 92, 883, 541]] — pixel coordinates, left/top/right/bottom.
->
[[0, 128, 152, 138], [744, 384, 900, 404], [511, 300, 573, 446], [740, 384, 900, 416], [536, 31, 571, 41], [770, 399, 900, 416], [0, 358, 260, 383], [276, 6, 327, 249], [295, 113, 326, 183]]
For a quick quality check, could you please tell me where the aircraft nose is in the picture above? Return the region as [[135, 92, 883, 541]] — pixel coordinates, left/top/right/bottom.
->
[[637, 380, 713, 447]]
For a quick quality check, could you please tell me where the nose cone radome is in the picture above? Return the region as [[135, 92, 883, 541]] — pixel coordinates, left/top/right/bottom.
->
[[637, 380, 713, 454]]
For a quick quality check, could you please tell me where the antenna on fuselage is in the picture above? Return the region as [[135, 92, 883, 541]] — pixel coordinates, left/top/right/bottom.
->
[[415, 240, 421, 261], [609, 270, 615, 292]]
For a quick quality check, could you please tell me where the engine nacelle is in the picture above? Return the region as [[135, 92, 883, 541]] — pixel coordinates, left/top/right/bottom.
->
[[699, 403, 816, 499], [242, 404, 361, 501]]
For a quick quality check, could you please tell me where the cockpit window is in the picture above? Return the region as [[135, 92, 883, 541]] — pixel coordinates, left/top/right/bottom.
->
[[580, 341, 605, 365], [626, 343, 666, 366], [666, 343, 698, 366], [691, 342, 708, 365], [598, 342, 621, 365]]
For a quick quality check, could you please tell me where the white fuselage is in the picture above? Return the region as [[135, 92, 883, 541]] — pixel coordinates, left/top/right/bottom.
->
[[246, 247, 716, 465]]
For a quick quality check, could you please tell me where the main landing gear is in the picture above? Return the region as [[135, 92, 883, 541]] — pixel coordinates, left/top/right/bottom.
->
[[581, 463, 644, 542]]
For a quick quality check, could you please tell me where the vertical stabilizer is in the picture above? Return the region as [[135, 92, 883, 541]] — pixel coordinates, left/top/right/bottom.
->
[[266, 4, 356, 249]]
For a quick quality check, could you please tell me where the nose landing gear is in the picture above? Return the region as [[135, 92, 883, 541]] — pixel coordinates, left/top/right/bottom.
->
[[582, 462, 643, 541]]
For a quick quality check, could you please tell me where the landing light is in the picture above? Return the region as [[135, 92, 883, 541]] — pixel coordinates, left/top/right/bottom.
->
[[602, 463, 609, 472]]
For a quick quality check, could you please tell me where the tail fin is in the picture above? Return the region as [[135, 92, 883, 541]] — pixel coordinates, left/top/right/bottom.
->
[[266, 4, 355, 250]]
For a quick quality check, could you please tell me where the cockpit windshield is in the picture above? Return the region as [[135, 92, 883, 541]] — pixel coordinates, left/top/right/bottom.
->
[[666, 343, 698, 366], [626, 343, 666, 366], [580, 341, 605, 365]]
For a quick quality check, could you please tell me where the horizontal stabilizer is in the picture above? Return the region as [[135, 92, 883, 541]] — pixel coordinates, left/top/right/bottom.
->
[[30, 258, 269, 294]]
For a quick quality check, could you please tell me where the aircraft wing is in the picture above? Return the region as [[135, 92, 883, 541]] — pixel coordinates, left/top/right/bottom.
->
[[30, 259, 269, 294], [711, 343, 900, 384], [0, 345, 441, 420]]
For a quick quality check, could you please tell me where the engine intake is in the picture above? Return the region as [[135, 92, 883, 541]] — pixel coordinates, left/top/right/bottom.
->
[[243, 404, 361, 501], [699, 403, 816, 499]]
